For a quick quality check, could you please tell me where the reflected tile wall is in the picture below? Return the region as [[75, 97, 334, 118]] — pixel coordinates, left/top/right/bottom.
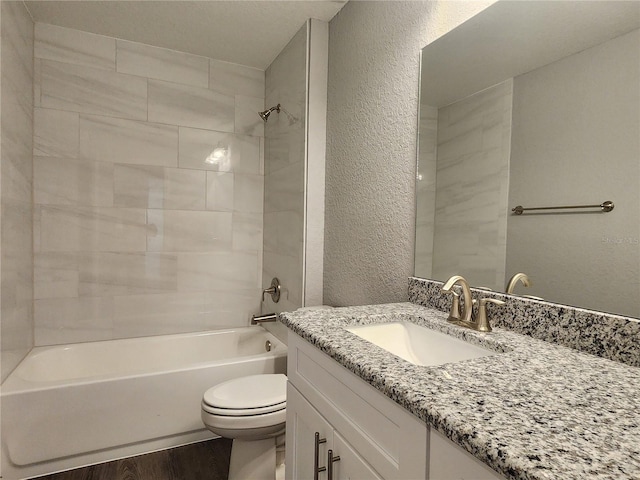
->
[[431, 80, 512, 290], [415, 104, 437, 279], [1, 1, 34, 382], [32, 23, 265, 345]]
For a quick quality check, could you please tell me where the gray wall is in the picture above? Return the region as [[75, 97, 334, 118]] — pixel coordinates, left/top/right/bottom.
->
[[324, 1, 492, 306]]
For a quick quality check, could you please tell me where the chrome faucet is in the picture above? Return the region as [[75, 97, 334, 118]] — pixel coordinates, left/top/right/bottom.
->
[[442, 275, 505, 332], [506, 272, 530, 294]]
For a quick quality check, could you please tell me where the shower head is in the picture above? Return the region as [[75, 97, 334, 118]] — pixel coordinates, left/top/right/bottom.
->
[[259, 104, 281, 122]]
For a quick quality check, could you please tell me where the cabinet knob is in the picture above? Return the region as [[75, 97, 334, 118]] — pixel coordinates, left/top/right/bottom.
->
[[327, 449, 341, 480], [314, 432, 327, 480]]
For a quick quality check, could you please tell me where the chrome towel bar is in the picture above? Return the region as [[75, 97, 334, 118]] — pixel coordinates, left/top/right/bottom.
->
[[512, 200, 614, 215]]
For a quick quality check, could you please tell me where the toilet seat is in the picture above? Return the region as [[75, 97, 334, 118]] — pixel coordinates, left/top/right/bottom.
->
[[201, 373, 287, 433], [202, 400, 286, 417], [202, 405, 286, 431], [203, 374, 287, 411]]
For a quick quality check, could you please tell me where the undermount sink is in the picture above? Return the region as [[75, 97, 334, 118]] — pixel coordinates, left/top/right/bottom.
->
[[345, 322, 496, 366]]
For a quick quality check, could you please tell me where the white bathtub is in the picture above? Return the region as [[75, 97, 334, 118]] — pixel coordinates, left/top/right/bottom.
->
[[1, 327, 287, 480]]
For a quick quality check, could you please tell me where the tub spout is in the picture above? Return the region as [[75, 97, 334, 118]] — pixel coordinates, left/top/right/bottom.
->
[[251, 313, 277, 325]]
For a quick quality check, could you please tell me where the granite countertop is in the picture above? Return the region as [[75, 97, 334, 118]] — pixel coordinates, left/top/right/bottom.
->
[[279, 302, 640, 480]]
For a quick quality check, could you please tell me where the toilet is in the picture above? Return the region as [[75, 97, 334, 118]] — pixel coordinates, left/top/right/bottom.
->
[[201, 373, 287, 480]]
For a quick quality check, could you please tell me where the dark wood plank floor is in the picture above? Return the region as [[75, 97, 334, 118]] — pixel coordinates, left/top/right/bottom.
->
[[35, 438, 232, 480]]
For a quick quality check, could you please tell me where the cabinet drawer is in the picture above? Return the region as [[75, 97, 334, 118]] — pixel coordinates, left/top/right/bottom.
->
[[288, 333, 427, 480]]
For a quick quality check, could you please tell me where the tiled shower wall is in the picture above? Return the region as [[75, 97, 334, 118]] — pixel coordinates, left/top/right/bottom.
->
[[262, 23, 307, 314], [1, 1, 34, 381], [32, 23, 266, 345]]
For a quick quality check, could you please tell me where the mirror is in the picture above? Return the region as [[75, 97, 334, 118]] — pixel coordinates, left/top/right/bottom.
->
[[416, 1, 640, 318]]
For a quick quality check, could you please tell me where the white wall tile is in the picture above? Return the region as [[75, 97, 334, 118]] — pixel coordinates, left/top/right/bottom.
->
[[78, 252, 178, 297], [34, 297, 114, 345], [113, 292, 217, 337], [1, 0, 34, 380], [34, 156, 114, 207], [234, 174, 264, 213], [209, 59, 265, 98], [232, 212, 263, 252], [35, 23, 116, 71], [79, 115, 178, 167], [264, 161, 304, 213], [28, 24, 269, 344], [39, 60, 148, 120], [34, 59, 42, 107], [263, 250, 303, 306], [148, 79, 235, 131], [263, 211, 303, 255], [113, 165, 164, 208], [201, 289, 262, 328], [178, 127, 261, 173], [146, 210, 233, 252], [266, 130, 306, 174], [113, 164, 206, 210], [39, 206, 148, 252], [177, 251, 260, 291], [205, 172, 234, 211], [34, 108, 79, 157], [117, 40, 209, 88], [235, 94, 264, 136], [34, 253, 79, 300]]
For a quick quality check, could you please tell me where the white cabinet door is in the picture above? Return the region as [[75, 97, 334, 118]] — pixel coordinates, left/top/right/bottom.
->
[[288, 332, 428, 480], [287, 383, 385, 480], [286, 383, 333, 480], [332, 432, 384, 480]]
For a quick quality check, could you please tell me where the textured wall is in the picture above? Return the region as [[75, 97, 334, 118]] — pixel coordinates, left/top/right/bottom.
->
[[324, 1, 493, 306], [1, 1, 34, 382]]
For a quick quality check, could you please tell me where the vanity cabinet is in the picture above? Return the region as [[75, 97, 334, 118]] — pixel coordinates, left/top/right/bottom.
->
[[287, 385, 384, 479], [286, 332, 506, 480], [286, 333, 427, 479]]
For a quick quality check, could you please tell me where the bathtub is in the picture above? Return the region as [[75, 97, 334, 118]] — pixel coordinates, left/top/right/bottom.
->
[[1, 326, 287, 479]]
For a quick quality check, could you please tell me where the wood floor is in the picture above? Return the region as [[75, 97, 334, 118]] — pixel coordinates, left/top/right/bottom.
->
[[35, 439, 232, 480]]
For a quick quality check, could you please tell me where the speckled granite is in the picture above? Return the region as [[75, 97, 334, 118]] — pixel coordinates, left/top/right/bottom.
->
[[279, 303, 640, 480], [409, 277, 640, 368]]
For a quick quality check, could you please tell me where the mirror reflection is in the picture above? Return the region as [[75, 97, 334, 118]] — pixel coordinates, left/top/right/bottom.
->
[[416, 1, 640, 318]]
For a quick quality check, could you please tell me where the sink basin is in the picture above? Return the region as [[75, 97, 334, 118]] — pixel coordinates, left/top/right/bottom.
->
[[345, 322, 496, 366]]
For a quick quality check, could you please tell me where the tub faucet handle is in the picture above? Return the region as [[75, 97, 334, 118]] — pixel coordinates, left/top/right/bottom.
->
[[262, 277, 281, 303]]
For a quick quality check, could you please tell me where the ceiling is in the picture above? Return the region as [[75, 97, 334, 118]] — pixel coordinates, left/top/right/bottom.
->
[[24, 1, 347, 70], [421, 0, 640, 107]]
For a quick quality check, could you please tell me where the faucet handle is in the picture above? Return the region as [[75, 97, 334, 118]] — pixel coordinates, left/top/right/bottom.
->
[[443, 289, 462, 322], [262, 277, 281, 303], [476, 298, 505, 332]]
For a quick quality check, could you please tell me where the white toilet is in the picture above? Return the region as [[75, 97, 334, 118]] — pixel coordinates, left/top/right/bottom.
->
[[201, 373, 287, 480]]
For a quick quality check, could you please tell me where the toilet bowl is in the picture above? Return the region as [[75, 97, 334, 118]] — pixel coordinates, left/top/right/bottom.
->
[[201, 373, 287, 480]]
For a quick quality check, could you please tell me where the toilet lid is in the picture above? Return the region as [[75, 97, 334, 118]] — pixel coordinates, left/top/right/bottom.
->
[[203, 374, 287, 410]]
